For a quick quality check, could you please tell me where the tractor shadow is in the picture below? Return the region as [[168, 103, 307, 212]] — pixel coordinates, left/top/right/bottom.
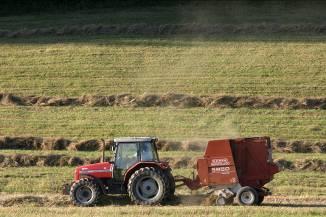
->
[[96, 195, 195, 206], [96, 195, 326, 207], [262, 203, 326, 208]]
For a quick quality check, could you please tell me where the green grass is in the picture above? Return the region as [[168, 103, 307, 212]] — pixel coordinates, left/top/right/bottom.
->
[[0, 206, 325, 217], [0, 36, 325, 97], [0, 165, 325, 197], [1, 1, 325, 30], [0, 107, 325, 140]]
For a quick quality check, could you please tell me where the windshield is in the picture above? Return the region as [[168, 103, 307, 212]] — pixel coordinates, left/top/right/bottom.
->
[[115, 142, 138, 169]]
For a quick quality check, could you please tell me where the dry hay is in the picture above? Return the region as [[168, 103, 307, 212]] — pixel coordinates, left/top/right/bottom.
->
[[0, 153, 110, 168], [181, 140, 206, 151], [0, 194, 70, 207], [1, 136, 326, 154], [0, 154, 89, 167], [0, 24, 326, 38], [0, 93, 325, 109], [68, 139, 101, 151], [0, 136, 43, 150], [272, 139, 326, 153], [274, 158, 326, 172], [156, 140, 183, 151]]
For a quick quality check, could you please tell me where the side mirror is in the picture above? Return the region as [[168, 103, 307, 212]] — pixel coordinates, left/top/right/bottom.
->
[[110, 144, 116, 152]]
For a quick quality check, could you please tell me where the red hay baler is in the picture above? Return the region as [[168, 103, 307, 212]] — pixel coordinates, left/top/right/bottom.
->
[[64, 136, 279, 206], [175, 136, 279, 205]]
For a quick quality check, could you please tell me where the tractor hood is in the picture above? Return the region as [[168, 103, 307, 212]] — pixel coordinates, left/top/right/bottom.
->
[[74, 162, 113, 181]]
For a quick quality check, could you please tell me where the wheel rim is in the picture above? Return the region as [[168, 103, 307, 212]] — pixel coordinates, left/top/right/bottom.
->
[[216, 197, 226, 205], [240, 191, 255, 204], [136, 177, 160, 201], [76, 186, 93, 204]]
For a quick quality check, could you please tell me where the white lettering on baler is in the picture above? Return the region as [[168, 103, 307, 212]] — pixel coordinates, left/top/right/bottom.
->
[[212, 167, 230, 172], [211, 158, 230, 166]]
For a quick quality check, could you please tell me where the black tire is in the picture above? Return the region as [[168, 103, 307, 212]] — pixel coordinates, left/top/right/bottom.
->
[[256, 195, 264, 205], [128, 167, 167, 205], [70, 178, 100, 206], [164, 170, 175, 200], [236, 186, 258, 206]]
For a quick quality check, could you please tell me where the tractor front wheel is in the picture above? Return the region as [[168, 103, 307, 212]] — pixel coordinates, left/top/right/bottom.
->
[[128, 167, 167, 205], [70, 178, 100, 206]]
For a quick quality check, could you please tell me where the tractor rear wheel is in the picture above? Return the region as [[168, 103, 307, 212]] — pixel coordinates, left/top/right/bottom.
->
[[70, 178, 100, 206], [164, 170, 175, 200], [236, 186, 258, 206], [128, 167, 167, 205]]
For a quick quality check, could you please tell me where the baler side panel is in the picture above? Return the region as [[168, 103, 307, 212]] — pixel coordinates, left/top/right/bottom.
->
[[198, 140, 239, 186]]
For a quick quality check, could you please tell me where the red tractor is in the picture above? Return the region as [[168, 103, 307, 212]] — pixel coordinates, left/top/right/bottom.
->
[[68, 137, 174, 206], [66, 136, 279, 206]]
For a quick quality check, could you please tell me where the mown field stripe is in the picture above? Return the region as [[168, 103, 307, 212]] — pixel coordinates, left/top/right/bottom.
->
[[0, 107, 324, 140], [1, 37, 325, 98]]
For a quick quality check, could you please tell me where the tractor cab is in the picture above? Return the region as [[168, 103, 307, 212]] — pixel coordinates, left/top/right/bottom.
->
[[112, 137, 159, 181]]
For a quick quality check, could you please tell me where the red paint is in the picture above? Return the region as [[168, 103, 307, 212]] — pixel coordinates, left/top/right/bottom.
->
[[74, 162, 113, 181]]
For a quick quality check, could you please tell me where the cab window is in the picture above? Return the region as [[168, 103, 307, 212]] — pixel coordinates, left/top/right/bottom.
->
[[115, 143, 138, 169], [140, 142, 158, 161]]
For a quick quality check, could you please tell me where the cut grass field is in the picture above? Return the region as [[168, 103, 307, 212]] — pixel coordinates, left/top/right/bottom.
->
[[0, 206, 325, 217], [0, 107, 324, 140], [0, 166, 325, 197], [0, 36, 325, 97], [0, 1, 325, 215]]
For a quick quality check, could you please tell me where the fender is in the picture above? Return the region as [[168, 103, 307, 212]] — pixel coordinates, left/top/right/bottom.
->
[[123, 161, 170, 186]]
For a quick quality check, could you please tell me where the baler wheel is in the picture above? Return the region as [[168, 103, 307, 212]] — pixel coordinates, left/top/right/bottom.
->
[[236, 186, 258, 206], [216, 196, 234, 206], [128, 167, 167, 205], [70, 178, 100, 206]]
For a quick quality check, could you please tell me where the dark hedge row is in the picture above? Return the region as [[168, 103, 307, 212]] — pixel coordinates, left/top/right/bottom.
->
[[1, 0, 184, 16], [0, 0, 310, 16]]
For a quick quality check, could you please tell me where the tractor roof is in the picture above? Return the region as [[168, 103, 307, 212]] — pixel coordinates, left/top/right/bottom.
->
[[114, 137, 156, 143]]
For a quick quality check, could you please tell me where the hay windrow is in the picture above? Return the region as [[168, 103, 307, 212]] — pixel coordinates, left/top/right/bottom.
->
[[0, 194, 70, 207], [0, 153, 324, 172], [0, 136, 325, 153], [0, 93, 325, 109], [0, 23, 326, 38]]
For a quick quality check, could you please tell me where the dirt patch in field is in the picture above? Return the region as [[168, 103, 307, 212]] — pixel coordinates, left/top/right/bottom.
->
[[1, 23, 326, 38], [1, 93, 325, 109]]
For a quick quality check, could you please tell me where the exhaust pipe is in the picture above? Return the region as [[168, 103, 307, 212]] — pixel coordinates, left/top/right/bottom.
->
[[101, 139, 105, 163]]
